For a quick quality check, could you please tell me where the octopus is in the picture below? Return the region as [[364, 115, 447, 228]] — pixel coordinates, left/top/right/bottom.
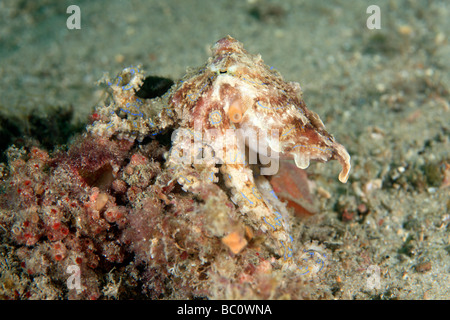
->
[[92, 36, 351, 272]]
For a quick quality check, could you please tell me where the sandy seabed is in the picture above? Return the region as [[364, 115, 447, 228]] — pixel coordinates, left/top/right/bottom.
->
[[0, 0, 449, 300]]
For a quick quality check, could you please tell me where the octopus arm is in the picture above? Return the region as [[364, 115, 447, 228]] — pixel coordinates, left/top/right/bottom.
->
[[220, 145, 294, 262]]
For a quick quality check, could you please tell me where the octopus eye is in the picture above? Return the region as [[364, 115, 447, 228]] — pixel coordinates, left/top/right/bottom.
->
[[228, 102, 243, 123]]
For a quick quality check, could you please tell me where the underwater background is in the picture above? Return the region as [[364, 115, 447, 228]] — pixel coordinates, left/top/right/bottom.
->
[[0, 0, 449, 299]]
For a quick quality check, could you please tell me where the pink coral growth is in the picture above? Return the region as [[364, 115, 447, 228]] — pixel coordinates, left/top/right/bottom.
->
[[0, 135, 134, 299]]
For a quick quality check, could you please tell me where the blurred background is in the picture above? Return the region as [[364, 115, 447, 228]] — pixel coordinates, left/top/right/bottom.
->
[[0, 0, 449, 299]]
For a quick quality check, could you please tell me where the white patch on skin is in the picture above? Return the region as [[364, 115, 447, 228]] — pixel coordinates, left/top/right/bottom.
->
[[293, 152, 311, 169]]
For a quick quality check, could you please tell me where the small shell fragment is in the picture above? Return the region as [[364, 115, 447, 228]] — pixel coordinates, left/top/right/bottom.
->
[[222, 231, 248, 254]]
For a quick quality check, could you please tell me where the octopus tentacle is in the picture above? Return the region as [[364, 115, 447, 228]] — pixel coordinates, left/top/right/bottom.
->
[[220, 159, 294, 263]]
